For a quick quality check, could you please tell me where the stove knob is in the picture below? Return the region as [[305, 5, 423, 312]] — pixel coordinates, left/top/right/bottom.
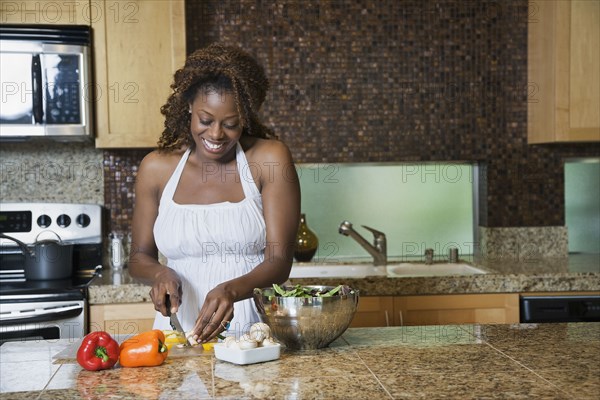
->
[[37, 214, 52, 228], [76, 213, 91, 228], [57, 214, 71, 228]]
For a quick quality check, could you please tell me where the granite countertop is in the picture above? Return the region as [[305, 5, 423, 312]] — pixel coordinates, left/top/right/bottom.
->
[[1, 323, 598, 399], [88, 254, 600, 304]]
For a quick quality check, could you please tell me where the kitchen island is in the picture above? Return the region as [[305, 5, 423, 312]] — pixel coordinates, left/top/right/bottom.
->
[[0, 323, 598, 399]]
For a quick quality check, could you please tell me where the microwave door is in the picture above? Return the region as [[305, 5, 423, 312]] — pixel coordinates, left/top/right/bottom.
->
[[42, 44, 90, 138], [43, 53, 82, 125], [0, 52, 45, 137]]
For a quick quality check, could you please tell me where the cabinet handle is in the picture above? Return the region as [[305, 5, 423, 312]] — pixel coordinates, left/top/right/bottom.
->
[[398, 311, 403, 326], [384, 310, 390, 327]]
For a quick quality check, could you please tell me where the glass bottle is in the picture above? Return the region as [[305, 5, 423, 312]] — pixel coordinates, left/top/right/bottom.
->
[[294, 214, 319, 262]]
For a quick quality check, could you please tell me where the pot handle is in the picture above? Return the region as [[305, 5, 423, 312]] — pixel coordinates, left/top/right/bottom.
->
[[34, 230, 63, 244], [0, 233, 34, 257]]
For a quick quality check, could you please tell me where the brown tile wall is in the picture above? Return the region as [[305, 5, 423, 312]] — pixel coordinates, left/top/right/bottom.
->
[[102, 0, 600, 234], [102, 149, 149, 233]]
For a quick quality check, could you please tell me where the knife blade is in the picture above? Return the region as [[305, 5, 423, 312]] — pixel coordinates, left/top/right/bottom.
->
[[166, 294, 192, 347]]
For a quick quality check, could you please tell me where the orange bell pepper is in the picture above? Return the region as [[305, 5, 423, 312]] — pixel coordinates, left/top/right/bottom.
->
[[119, 330, 169, 368]]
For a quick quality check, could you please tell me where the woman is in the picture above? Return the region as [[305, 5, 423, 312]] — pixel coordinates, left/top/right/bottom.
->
[[129, 44, 300, 343]]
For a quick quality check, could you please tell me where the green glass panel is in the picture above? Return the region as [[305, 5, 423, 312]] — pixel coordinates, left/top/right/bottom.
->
[[565, 160, 600, 254], [296, 163, 474, 262]]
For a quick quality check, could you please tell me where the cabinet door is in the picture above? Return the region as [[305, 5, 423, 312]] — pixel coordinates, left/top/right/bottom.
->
[[394, 294, 520, 326], [350, 296, 394, 327], [528, 0, 600, 143], [1, 1, 91, 24], [93, 0, 186, 148], [89, 303, 156, 336], [567, 0, 600, 139]]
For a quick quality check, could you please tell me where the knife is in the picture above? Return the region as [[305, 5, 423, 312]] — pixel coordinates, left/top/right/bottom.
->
[[166, 294, 192, 347]]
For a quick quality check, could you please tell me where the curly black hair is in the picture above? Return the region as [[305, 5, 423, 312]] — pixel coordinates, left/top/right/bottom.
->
[[158, 44, 275, 151]]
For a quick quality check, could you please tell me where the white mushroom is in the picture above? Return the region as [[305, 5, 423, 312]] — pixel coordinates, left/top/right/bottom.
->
[[224, 336, 237, 348], [238, 334, 259, 350], [249, 322, 271, 343], [261, 337, 278, 347], [185, 330, 199, 346]]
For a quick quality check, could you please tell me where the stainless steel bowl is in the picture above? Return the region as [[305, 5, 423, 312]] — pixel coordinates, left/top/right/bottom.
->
[[252, 285, 359, 350]]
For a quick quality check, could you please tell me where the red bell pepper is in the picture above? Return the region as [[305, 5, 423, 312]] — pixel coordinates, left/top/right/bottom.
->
[[76, 331, 120, 371]]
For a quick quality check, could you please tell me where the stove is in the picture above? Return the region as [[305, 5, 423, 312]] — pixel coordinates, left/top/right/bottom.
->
[[0, 202, 103, 345], [0, 275, 99, 298]]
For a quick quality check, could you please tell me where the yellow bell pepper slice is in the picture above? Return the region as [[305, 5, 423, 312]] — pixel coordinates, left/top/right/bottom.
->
[[162, 330, 187, 350], [201, 340, 217, 351]]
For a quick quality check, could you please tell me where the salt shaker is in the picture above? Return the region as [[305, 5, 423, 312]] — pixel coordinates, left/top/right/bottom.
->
[[109, 232, 125, 271], [448, 247, 459, 263], [112, 270, 123, 285], [424, 248, 434, 265]]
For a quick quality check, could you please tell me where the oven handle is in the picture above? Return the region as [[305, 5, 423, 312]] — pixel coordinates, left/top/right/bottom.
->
[[0, 304, 83, 326]]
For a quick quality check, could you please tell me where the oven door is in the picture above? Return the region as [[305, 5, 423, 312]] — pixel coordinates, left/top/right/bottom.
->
[[0, 296, 86, 345]]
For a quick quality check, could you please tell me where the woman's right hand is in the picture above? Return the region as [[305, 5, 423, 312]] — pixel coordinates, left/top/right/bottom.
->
[[149, 267, 182, 316]]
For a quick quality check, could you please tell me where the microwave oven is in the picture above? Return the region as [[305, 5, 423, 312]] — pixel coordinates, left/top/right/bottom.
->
[[0, 24, 93, 141]]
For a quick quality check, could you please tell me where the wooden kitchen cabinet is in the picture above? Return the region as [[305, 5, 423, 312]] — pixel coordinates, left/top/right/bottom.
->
[[92, 0, 186, 148], [393, 294, 520, 326], [0, 1, 91, 24], [350, 294, 520, 327], [528, 0, 600, 143], [89, 302, 156, 336], [350, 296, 394, 327]]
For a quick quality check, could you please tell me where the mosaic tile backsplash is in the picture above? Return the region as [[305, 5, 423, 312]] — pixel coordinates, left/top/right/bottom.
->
[[3, 0, 599, 241], [182, 0, 600, 229], [102, 149, 151, 233]]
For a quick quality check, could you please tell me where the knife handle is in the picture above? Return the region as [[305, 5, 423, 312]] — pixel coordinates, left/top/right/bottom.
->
[[165, 294, 172, 317], [165, 294, 177, 331]]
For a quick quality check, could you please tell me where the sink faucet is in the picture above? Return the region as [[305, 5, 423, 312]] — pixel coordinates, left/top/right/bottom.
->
[[338, 221, 387, 265]]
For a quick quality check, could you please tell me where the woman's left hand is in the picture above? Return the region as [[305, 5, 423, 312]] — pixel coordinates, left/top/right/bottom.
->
[[192, 284, 235, 343]]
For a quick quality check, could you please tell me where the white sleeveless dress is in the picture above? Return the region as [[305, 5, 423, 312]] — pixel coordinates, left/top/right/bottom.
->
[[152, 142, 266, 336]]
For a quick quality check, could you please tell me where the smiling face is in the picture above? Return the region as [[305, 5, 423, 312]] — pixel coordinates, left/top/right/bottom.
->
[[189, 89, 243, 162]]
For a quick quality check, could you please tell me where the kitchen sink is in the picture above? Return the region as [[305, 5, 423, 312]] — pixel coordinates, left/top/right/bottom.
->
[[289, 263, 387, 278], [386, 263, 488, 277], [288, 262, 487, 278]]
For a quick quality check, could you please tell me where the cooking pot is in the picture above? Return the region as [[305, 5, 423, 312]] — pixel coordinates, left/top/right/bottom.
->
[[0, 232, 73, 280]]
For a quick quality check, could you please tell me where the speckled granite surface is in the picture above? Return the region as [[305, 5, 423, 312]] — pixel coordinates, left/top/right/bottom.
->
[[88, 254, 600, 304], [479, 226, 570, 259], [88, 270, 153, 304], [0, 142, 103, 204], [1, 323, 598, 399]]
